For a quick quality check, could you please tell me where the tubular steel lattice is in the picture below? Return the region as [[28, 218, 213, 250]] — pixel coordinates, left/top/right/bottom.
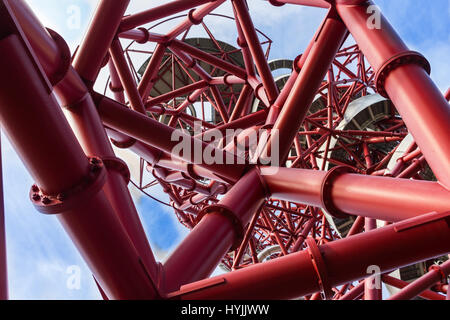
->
[[0, 0, 449, 300]]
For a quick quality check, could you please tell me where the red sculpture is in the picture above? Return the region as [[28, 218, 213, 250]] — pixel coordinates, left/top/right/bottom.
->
[[0, 0, 448, 300]]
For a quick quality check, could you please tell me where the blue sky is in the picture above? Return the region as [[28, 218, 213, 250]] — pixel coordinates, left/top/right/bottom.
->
[[2, 0, 449, 300]]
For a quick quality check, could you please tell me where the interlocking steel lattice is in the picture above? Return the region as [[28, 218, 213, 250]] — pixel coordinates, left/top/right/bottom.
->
[[0, 0, 449, 300]]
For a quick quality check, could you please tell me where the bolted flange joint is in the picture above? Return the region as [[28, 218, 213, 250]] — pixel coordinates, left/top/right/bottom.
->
[[306, 237, 334, 300], [30, 156, 107, 214], [102, 156, 131, 184], [320, 165, 355, 219], [196, 204, 244, 251], [375, 51, 431, 98]]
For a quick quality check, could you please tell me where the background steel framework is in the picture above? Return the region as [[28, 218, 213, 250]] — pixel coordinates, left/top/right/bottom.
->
[[0, 0, 449, 300]]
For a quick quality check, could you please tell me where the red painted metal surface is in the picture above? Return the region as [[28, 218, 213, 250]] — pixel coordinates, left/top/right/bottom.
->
[[0, 134, 7, 300], [0, 0, 448, 300]]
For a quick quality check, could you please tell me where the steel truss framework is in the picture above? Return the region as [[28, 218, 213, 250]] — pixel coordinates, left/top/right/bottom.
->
[[0, 0, 449, 300]]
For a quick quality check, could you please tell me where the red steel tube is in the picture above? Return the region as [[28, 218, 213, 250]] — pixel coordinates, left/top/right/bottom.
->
[[0, 134, 7, 300], [73, 0, 130, 83], [266, 25, 316, 124], [65, 96, 162, 284], [339, 282, 364, 300], [120, 0, 211, 32], [95, 93, 247, 183], [166, 0, 226, 40], [229, 84, 253, 122], [232, 0, 278, 103], [7, 0, 160, 294], [364, 218, 381, 300], [108, 61, 126, 104], [106, 128, 233, 184], [260, 167, 450, 222], [109, 38, 146, 113], [138, 44, 167, 100], [337, 1, 450, 189], [168, 211, 450, 299], [8, 1, 86, 105], [162, 169, 267, 292], [23, 0, 161, 284], [195, 109, 268, 139], [145, 80, 208, 108], [264, 10, 348, 162], [0, 33, 157, 299], [388, 260, 450, 300], [382, 275, 445, 301], [210, 85, 230, 123], [8, 0, 60, 79], [274, 0, 330, 8], [169, 39, 247, 80], [118, 29, 167, 44]]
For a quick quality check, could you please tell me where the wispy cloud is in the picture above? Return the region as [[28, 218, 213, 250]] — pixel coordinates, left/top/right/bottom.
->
[[2, 133, 100, 299]]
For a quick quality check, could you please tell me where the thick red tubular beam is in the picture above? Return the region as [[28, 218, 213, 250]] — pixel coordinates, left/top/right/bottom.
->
[[337, 1, 450, 189], [8, 1, 85, 104], [0, 135, 7, 300], [94, 94, 247, 183], [162, 169, 267, 292], [264, 10, 347, 162], [169, 211, 450, 299], [260, 167, 450, 222], [64, 92, 162, 286], [0, 32, 157, 299], [232, 0, 278, 103], [120, 0, 211, 32], [14, 0, 161, 285], [388, 260, 450, 300], [73, 0, 130, 83], [8, 0, 60, 78]]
